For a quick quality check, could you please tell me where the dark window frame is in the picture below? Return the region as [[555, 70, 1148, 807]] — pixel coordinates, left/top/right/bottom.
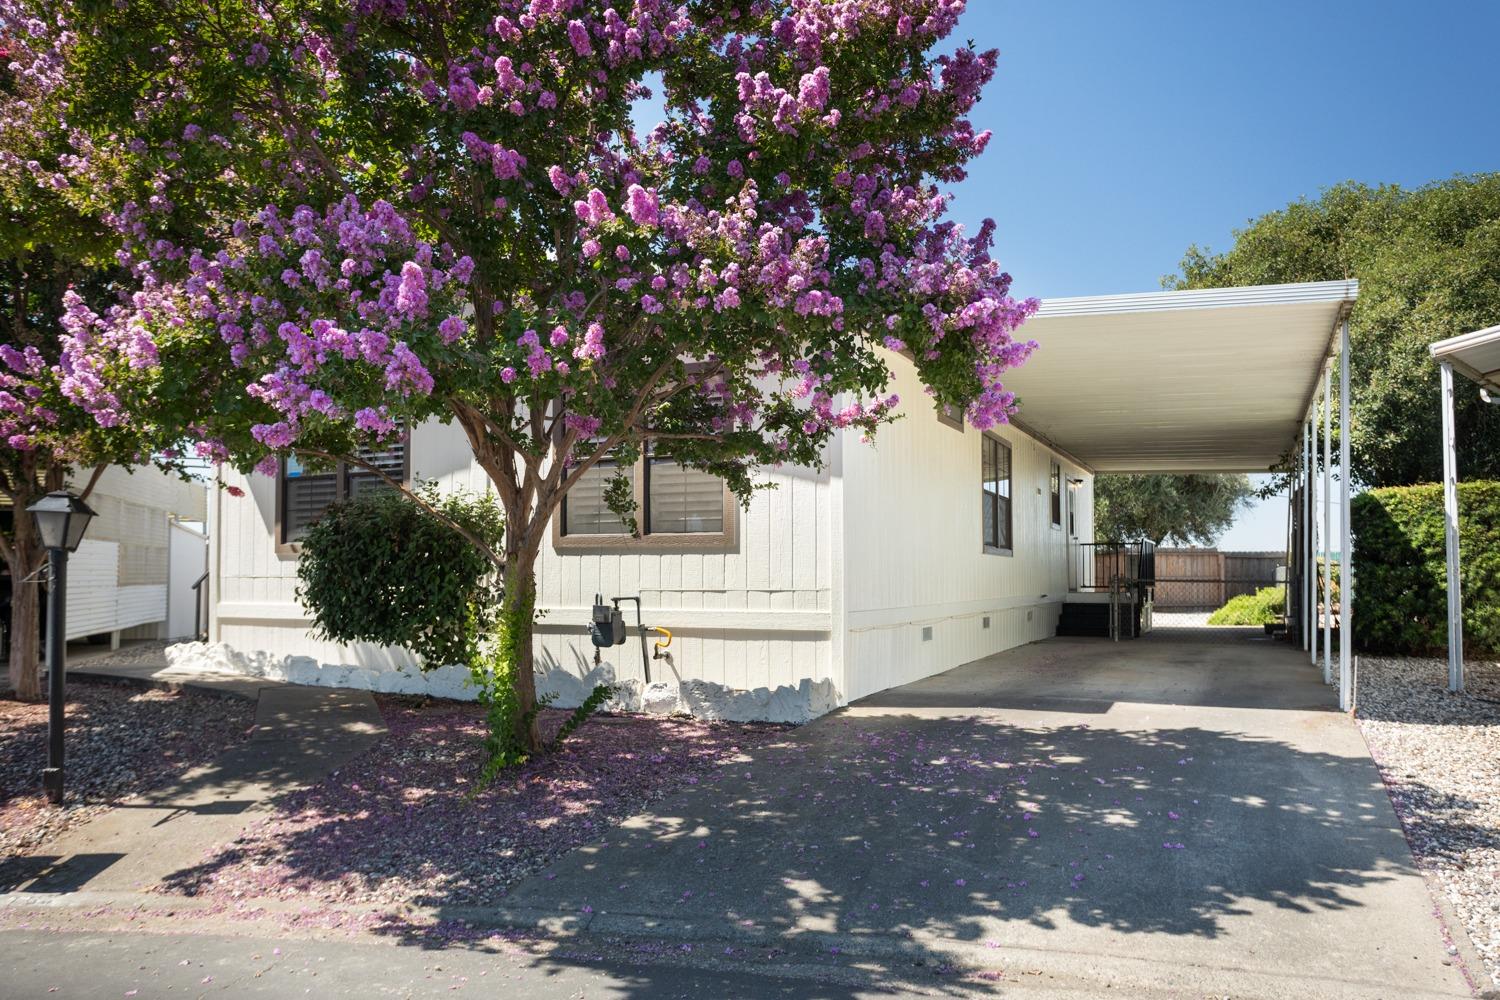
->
[[554, 448, 738, 554], [1049, 460, 1063, 529], [274, 437, 410, 555], [981, 434, 1013, 556]]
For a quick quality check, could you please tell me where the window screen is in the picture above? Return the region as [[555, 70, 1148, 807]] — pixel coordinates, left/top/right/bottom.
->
[[561, 460, 632, 535], [646, 456, 724, 534], [982, 436, 1012, 551]]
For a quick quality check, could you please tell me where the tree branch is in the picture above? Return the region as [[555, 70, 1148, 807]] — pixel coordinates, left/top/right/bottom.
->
[[76, 462, 108, 501]]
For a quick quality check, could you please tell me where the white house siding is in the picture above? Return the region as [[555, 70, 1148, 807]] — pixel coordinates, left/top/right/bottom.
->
[[63, 465, 205, 641], [839, 352, 1093, 702], [204, 361, 1088, 716], [532, 461, 834, 703], [208, 417, 836, 707]]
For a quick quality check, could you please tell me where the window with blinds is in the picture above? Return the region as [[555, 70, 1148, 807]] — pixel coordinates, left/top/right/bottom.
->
[[561, 460, 631, 535], [646, 456, 724, 534], [282, 457, 338, 542], [346, 443, 406, 500], [279, 438, 407, 544], [982, 436, 1012, 552], [559, 449, 728, 541]]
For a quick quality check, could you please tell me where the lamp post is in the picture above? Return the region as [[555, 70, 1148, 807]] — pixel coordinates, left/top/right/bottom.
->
[[25, 490, 97, 805]]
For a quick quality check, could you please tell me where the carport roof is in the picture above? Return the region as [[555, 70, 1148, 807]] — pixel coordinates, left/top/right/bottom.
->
[[1004, 280, 1359, 474], [1430, 324, 1500, 393]]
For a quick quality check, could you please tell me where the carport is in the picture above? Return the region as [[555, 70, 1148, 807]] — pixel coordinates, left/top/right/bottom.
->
[[1429, 323, 1500, 692], [1004, 280, 1360, 709]]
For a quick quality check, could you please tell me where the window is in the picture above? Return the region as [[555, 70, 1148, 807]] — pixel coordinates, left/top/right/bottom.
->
[[1050, 460, 1063, 528], [557, 447, 735, 550], [277, 438, 408, 546], [645, 453, 725, 534], [982, 436, 1012, 552], [561, 458, 631, 536]]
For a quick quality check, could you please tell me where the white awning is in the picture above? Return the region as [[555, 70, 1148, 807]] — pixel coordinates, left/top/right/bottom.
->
[[1003, 280, 1359, 473], [1430, 324, 1500, 393]]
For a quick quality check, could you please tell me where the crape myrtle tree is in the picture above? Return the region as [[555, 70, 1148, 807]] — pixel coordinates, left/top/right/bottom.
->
[[0, 8, 194, 700], [58, 0, 1038, 755]]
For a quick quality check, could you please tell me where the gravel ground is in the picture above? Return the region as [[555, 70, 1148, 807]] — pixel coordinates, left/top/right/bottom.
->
[[1357, 654, 1500, 986], [156, 698, 791, 911], [0, 679, 256, 859]]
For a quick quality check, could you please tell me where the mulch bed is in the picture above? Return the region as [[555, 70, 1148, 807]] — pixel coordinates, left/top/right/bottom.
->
[[0, 681, 257, 859], [156, 697, 791, 910]]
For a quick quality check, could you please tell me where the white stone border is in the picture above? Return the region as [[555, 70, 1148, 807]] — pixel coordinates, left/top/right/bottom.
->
[[164, 642, 839, 724]]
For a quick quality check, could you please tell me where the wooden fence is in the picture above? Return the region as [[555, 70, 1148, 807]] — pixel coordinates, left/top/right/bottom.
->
[[1093, 548, 1284, 611]]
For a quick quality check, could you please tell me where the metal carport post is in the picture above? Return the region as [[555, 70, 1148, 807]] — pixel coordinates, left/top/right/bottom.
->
[[1438, 360, 1463, 692], [1321, 366, 1332, 686], [1338, 317, 1353, 713]]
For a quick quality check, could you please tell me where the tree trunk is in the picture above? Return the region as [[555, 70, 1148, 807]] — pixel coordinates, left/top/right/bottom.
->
[[500, 548, 542, 754], [6, 523, 43, 702]]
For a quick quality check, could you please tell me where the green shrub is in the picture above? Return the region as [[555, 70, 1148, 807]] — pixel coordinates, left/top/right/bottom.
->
[[1207, 586, 1286, 626], [296, 482, 504, 669], [1352, 481, 1500, 655]]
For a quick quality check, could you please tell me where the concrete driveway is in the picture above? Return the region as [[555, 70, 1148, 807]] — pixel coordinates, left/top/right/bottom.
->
[[500, 636, 1473, 998]]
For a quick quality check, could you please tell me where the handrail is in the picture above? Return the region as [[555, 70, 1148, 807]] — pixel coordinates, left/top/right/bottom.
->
[[191, 570, 209, 641], [1072, 541, 1156, 639], [1070, 540, 1156, 592]]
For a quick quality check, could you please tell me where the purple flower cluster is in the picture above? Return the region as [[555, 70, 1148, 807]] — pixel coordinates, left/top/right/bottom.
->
[[12, 0, 1040, 495]]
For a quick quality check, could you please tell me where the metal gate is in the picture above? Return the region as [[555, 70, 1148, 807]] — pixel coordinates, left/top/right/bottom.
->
[[1144, 548, 1285, 642]]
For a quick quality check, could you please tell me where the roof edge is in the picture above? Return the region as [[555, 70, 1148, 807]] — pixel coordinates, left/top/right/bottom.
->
[[1035, 279, 1360, 319], [1429, 323, 1500, 360]]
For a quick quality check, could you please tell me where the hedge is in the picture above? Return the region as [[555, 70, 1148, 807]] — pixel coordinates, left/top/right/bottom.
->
[[1207, 586, 1285, 626], [1352, 481, 1500, 655]]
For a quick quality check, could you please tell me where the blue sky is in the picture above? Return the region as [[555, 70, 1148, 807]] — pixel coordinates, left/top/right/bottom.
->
[[950, 0, 1500, 300]]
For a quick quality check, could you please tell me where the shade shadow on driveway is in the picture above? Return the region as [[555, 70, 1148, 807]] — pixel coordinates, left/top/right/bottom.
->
[[488, 637, 1474, 998]]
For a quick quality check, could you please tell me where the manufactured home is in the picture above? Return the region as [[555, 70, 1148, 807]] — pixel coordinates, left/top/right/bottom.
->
[[188, 280, 1360, 718], [1, 465, 207, 658]]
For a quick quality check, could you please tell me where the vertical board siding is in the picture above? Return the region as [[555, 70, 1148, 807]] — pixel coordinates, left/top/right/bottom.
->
[[209, 366, 1085, 709], [213, 417, 834, 698], [839, 351, 1089, 702], [61, 466, 205, 640], [535, 460, 833, 695]]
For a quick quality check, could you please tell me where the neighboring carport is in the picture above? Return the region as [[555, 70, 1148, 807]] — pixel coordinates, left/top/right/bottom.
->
[[1004, 281, 1360, 708], [1429, 323, 1500, 692]]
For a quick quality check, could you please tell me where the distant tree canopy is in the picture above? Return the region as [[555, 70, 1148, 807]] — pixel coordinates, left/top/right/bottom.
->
[[1169, 175, 1500, 488], [1095, 474, 1253, 547]]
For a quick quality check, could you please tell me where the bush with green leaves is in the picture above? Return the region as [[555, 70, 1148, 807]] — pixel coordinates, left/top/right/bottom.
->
[[296, 483, 612, 779], [296, 482, 504, 670], [1353, 481, 1500, 655], [1206, 586, 1286, 626]]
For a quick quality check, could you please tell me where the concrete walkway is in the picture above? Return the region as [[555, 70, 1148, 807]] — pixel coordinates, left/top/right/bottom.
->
[[1, 656, 384, 895], [496, 636, 1475, 999]]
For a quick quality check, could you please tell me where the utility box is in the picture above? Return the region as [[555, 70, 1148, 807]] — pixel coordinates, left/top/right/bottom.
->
[[589, 595, 626, 647]]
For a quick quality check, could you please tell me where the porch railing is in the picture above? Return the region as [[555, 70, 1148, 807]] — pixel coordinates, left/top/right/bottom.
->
[[1069, 541, 1156, 593]]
